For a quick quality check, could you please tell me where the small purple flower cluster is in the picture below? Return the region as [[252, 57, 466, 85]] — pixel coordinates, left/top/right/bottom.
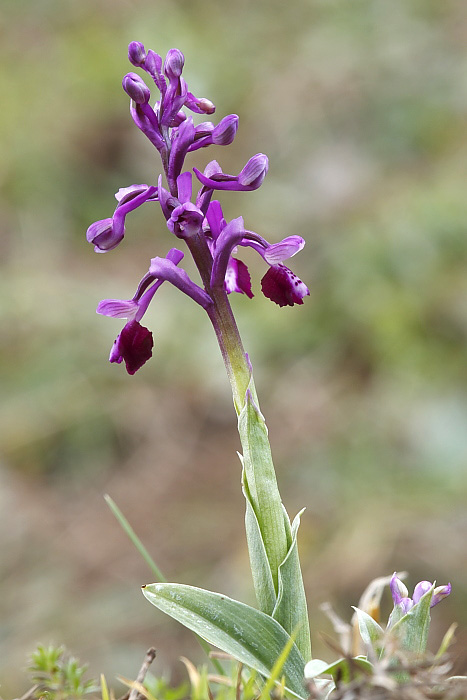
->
[[87, 43, 309, 374], [390, 573, 451, 614]]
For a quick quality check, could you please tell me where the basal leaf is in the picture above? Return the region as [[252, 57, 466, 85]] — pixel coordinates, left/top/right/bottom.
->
[[142, 582, 306, 698], [273, 509, 311, 661], [390, 585, 434, 655], [351, 607, 384, 653], [242, 466, 276, 616], [238, 384, 288, 590]]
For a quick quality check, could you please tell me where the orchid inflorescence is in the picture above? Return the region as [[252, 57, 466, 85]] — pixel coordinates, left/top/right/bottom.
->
[[87, 41, 309, 375], [390, 573, 451, 615]]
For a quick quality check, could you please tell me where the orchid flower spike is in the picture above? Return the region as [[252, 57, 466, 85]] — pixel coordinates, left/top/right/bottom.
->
[[390, 573, 451, 614], [86, 42, 310, 372]]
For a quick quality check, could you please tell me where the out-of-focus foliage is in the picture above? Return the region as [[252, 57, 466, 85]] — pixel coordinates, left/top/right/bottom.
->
[[1, 0, 466, 694]]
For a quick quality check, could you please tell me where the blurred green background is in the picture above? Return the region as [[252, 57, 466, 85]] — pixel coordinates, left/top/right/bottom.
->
[[1, 0, 467, 692]]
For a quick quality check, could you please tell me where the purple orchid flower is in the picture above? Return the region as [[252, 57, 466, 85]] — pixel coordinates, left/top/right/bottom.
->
[[86, 184, 158, 253], [193, 154, 269, 192], [97, 248, 211, 374], [208, 200, 309, 306], [87, 42, 309, 372], [390, 573, 451, 614]]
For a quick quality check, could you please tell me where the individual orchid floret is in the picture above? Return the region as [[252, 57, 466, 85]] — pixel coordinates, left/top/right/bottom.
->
[[185, 93, 215, 115], [167, 202, 204, 238], [122, 72, 151, 104], [128, 41, 146, 67], [209, 205, 308, 306], [390, 573, 451, 613], [86, 217, 124, 254], [163, 48, 184, 80], [163, 172, 205, 239], [189, 115, 239, 152], [87, 185, 158, 253], [98, 249, 185, 374], [193, 153, 268, 192], [204, 206, 252, 298], [128, 42, 166, 96]]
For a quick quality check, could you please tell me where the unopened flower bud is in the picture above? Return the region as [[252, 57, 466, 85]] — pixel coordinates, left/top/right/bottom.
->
[[213, 114, 239, 145], [195, 97, 216, 115], [122, 73, 150, 104], [431, 583, 452, 607], [164, 48, 185, 79], [128, 41, 146, 67], [413, 581, 432, 604]]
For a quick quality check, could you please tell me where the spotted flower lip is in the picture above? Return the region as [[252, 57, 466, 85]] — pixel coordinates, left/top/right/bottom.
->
[[109, 320, 154, 375], [208, 201, 308, 306], [390, 573, 451, 613], [261, 264, 310, 307]]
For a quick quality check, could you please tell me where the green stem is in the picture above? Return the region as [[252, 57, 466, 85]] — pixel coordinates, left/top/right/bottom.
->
[[186, 233, 288, 589]]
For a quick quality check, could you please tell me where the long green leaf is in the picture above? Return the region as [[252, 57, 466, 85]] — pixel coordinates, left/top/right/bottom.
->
[[142, 582, 306, 699], [273, 509, 311, 661], [238, 385, 288, 590], [390, 585, 434, 655], [242, 466, 276, 616]]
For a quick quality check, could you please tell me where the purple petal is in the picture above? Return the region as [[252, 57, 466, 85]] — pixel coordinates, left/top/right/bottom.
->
[[144, 50, 166, 94], [193, 166, 238, 191], [390, 573, 409, 605], [185, 92, 215, 115], [204, 160, 223, 178], [431, 583, 451, 607], [158, 175, 177, 220], [130, 102, 165, 151], [169, 118, 195, 182], [263, 236, 306, 265], [261, 264, 310, 307], [212, 114, 239, 145], [167, 202, 204, 238], [176, 171, 193, 203], [122, 72, 150, 104], [149, 257, 212, 308], [86, 217, 124, 253], [110, 320, 153, 375], [205, 200, 225, 240], [128, 41, 146, 67], [115, 184, 156, 205], [400, 597, 414, 614], [413, 581, 432, 604], [97, 299, 139, 319], [164, 48, 184, 79], [210, 216, 245, 289], [225, 258, 253, 298], [238, 153, 268, 188], [193, 154, 267, 192]]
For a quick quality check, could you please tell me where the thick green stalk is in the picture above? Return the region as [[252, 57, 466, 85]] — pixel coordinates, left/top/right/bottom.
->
[[186, 232, 311, 663]]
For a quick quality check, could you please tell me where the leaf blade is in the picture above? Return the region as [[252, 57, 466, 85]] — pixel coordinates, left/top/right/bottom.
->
[[142, 582, 306, 698]]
